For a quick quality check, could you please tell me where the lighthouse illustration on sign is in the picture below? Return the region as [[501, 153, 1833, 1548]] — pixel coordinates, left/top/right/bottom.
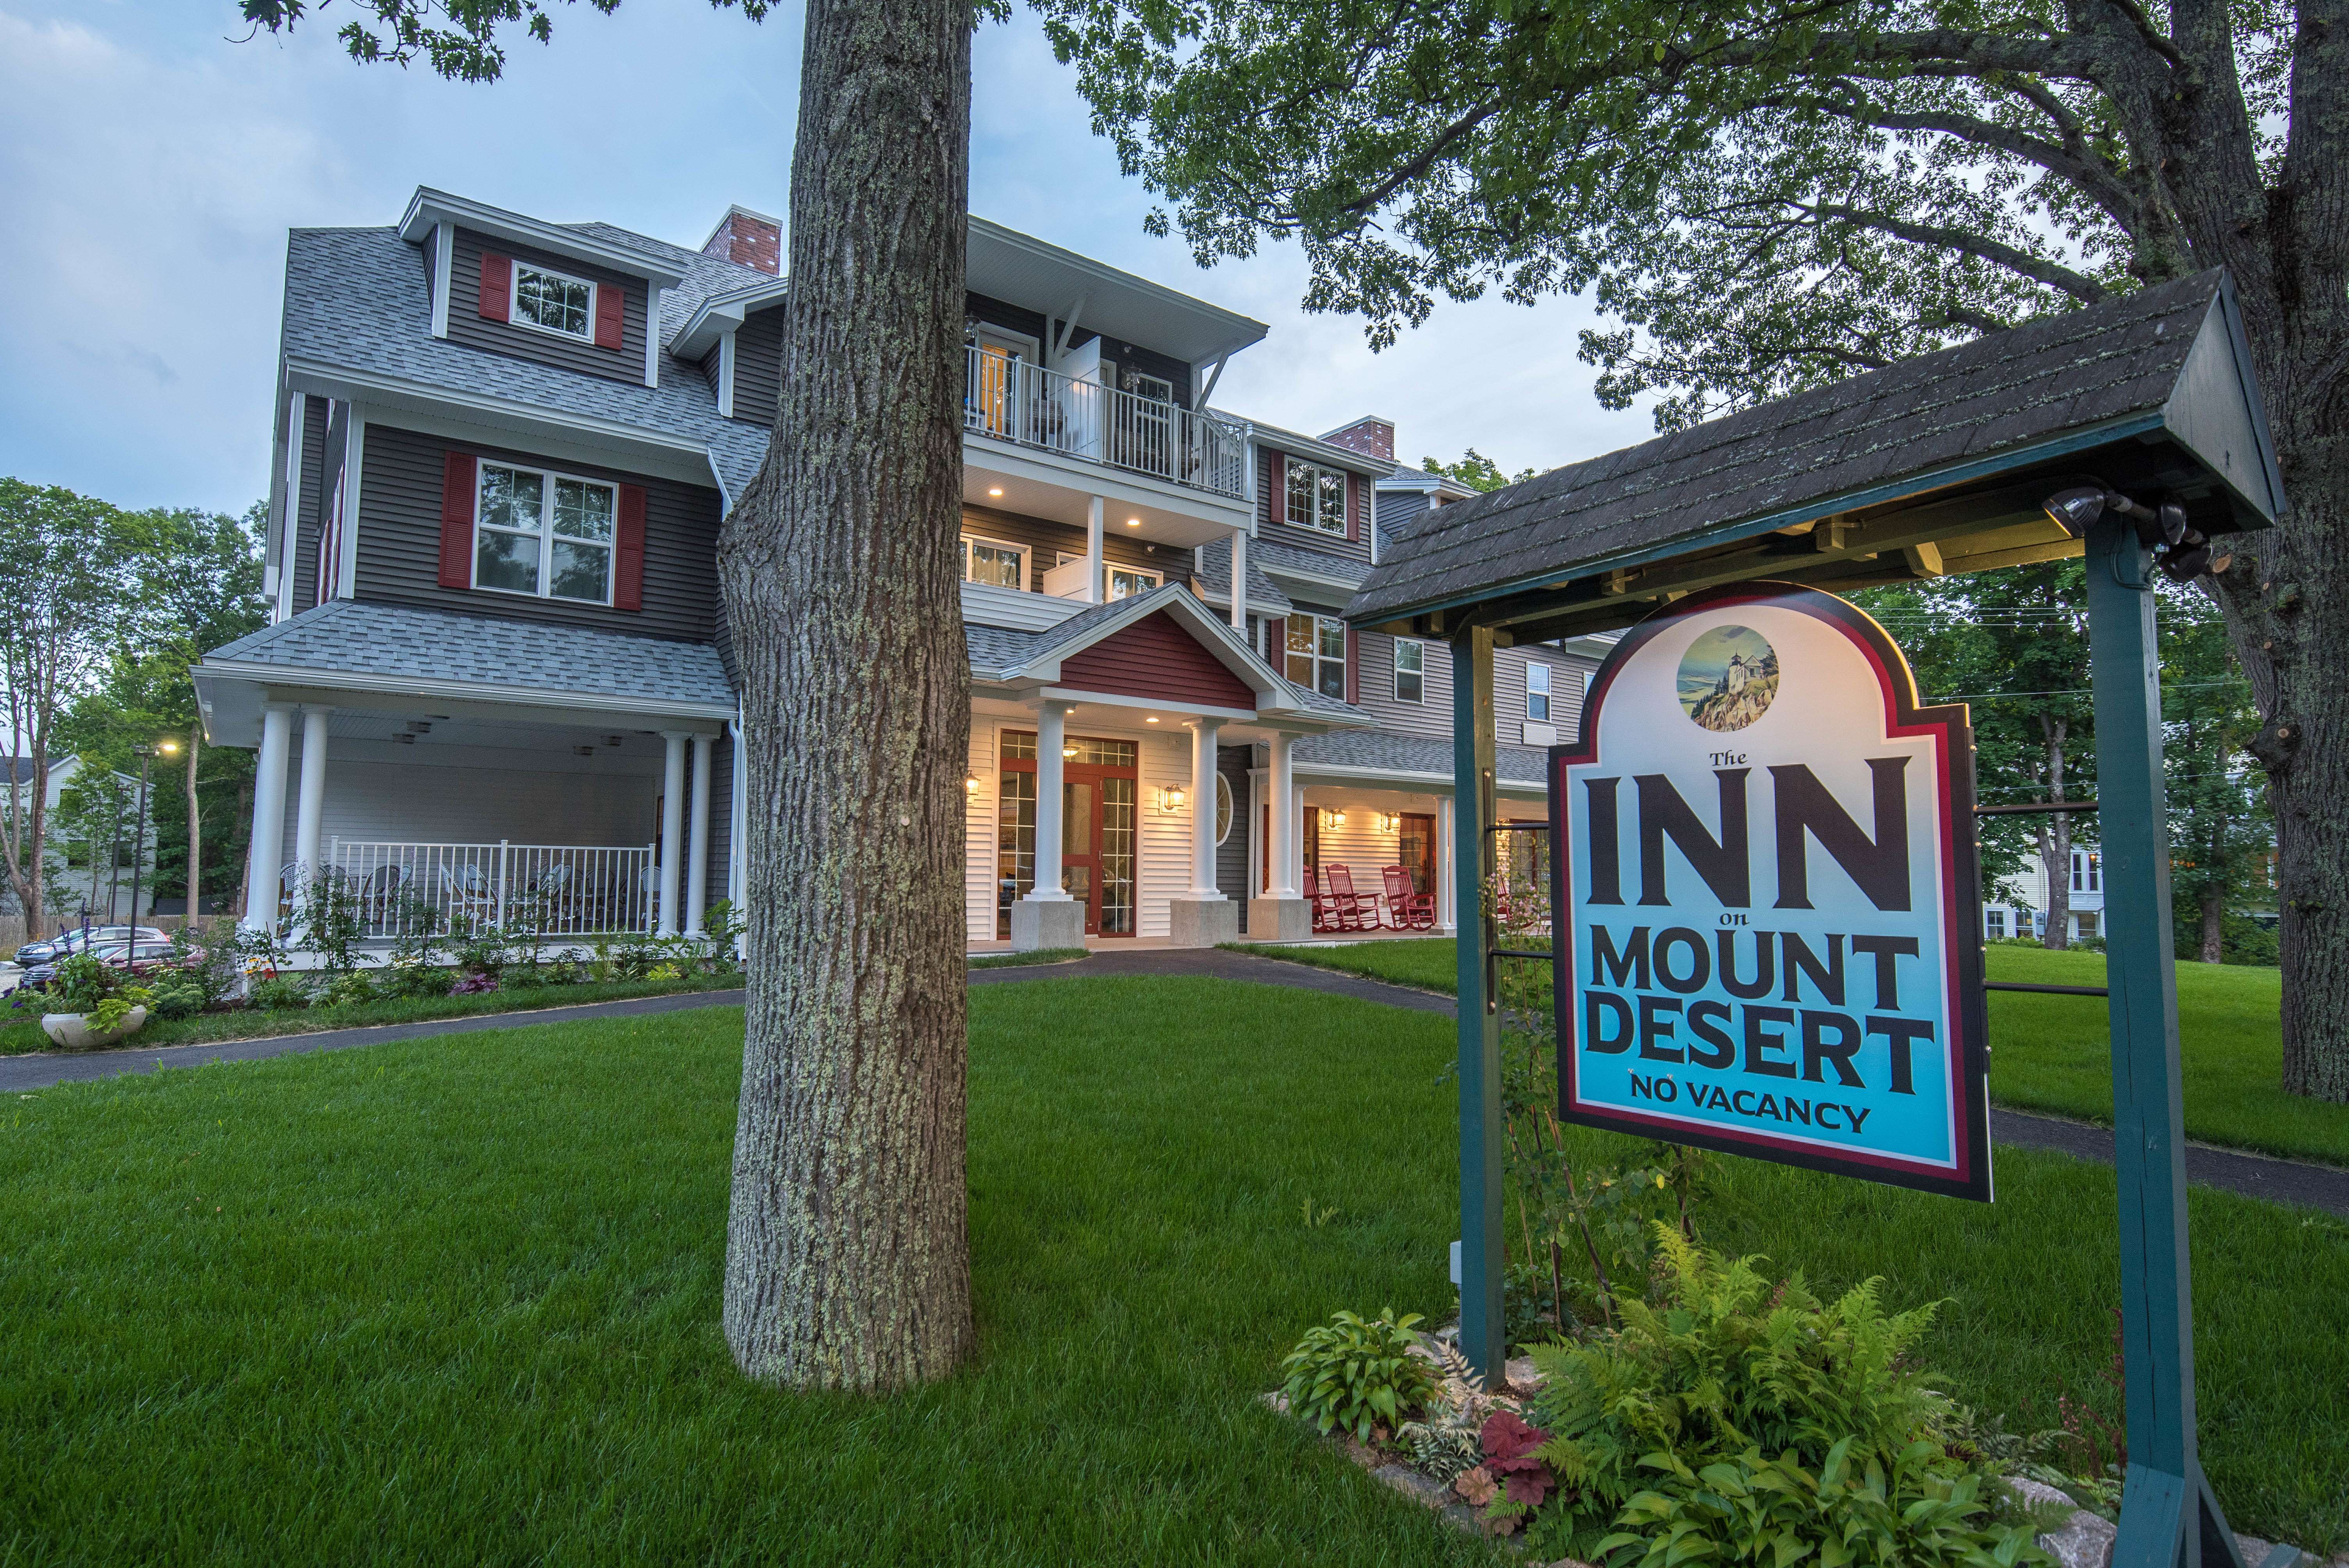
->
[[1548, 583, 1992, 1202]]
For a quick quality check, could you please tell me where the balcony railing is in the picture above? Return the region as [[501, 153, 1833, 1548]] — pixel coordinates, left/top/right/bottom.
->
[[964, 346, 1249, 501], [326, 839, 659, 938]]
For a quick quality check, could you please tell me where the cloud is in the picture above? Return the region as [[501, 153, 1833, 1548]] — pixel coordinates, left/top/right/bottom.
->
[[0, 0, 1650, 515]]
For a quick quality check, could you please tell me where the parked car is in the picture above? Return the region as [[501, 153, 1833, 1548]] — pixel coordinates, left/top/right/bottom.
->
[[12, 925, 166, 967], [18, 941, 185, 993]]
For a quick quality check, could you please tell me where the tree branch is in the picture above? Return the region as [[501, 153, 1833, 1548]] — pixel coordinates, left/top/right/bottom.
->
[[1807, 202, 2111, 301]]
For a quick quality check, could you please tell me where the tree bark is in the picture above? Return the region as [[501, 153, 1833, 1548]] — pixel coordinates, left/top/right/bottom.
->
[[2034, 717, 2072, 950], [717, 0, 975, 1389], [2199, 882, 2225, 966], [185, 729, 202, 918]]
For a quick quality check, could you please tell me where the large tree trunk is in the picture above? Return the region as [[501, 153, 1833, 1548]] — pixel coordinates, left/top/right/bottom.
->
[[2217, 441, 2349, 1101], [185, 730, 202, 919], [2199, 882, 2225, 966], [717, 0, 975, 1389]]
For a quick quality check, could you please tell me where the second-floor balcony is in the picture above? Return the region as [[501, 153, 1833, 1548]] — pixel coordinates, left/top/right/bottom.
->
[[964, 346, 1250, 502]]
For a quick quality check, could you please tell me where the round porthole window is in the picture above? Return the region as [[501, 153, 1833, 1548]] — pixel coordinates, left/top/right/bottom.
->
[[1215, 773, 1234, 846]]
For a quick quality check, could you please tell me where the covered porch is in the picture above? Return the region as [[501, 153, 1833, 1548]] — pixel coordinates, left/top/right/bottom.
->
[[196, 600, 739, 949]]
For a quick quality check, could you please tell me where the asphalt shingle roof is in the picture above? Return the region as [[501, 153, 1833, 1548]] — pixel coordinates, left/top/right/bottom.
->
[[1295, 729, 1549, 785], [1189, 537, 1293, 616], [203, 600, 736, 708], [1250, 535, 1367, 591], [1351, 271, 2231, 622]]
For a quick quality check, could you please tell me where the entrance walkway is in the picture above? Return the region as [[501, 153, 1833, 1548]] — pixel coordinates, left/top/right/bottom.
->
[[8, 950, 2343, 1218]]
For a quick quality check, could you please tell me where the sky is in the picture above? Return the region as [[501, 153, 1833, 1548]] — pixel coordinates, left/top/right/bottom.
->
[[0, 0, 1659, 515]]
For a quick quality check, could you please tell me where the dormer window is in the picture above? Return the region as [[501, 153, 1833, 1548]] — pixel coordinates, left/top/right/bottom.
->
[[1285, 460, 1349, 537], [513, 263, 595, 340]]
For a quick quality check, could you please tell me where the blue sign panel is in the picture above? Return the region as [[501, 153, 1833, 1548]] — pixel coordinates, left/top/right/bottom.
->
[[1551, 583, 1992, 1202]]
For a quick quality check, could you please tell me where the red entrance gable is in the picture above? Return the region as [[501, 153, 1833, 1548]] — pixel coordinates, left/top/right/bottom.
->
[[1055, 609, 1257, 709]]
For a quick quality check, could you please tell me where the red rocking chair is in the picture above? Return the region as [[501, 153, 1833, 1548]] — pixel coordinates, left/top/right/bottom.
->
[[1302, 868, 1341, 933], [1321, 864, 1381, 932], [1381, 866, 1436, 930]]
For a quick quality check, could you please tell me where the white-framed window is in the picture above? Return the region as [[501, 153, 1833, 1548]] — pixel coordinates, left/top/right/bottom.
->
[[1985, 908, 2008, 940], [2071, 852, 2101, 893], [1393, 638, 1426, 703], [1125, 370, 1174, 403], [1107, 565, 1161, 600], [475, 461, 615, 604], [962, 535, 1028, 591], [1285, 459, 1350, 537], [1526, 662, 1552, 722], [1286, 613, 1348, 699], [512, 262, 596, 341]]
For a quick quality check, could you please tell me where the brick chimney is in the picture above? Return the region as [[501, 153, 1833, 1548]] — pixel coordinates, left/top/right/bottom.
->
[[1321, 415, 1395, 465], [702, 205, 782, 275]]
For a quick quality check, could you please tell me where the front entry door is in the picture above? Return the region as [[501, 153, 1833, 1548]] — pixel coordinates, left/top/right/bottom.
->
[[1060, 779, 1098, 934], [998, 730, 1137, 939], [1397, 813, 1437, 902]]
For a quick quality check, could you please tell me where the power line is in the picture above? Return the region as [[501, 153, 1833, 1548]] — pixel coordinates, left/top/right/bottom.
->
[[1930, 681, 2244, 701]]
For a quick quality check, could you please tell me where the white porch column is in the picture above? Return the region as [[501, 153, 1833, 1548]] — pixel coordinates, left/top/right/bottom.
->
[[1012, 702, 1084, 951], [658, 731, 688, 935], [1169, 718, 1235, 946], [1228, 529, 1246, 629], [685, 732, 714, 934], [1436, 794, 1457, 933], [242, 703, 295, 932], [293, 704, 331, 887], [1085, 497, 1104, 604], [1246, 729, 1312, 941], [1269, 732, 1298, 898]]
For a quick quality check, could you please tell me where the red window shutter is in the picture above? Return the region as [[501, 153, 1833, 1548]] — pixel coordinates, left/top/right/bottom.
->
[[1263, 616, 1285, 675], [478, 253, 511, 321], [438, 452, 476, 588], [1346, 627, 1360, 704], [1266, 451, 1286, 526], [593, 283, 625, 350], [1347, 474, 1363, 542], [614, 484, 647, 610]]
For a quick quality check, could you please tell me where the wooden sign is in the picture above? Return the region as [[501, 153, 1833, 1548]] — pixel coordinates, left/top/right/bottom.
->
[[1549, 583, 1992, 1201]]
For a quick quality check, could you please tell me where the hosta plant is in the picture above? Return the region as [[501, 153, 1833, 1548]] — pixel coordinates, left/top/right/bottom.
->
[[1280, 1308, 1438, 1443]]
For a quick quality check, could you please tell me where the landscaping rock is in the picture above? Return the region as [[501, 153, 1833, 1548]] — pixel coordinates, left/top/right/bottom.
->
[[2010, 1477, 2116, 1568], [1374, 1465, 1451, 1509]]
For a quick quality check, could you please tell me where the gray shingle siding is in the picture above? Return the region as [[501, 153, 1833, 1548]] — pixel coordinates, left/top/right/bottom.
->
[[352, 423, 724, 643], [446, 228, 649, 387]]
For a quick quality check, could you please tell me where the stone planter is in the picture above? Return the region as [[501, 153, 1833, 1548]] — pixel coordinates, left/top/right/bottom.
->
[[41, 1007, 149, 1050]]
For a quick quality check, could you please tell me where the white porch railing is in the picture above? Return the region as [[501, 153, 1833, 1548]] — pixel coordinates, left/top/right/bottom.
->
[[327, 840, 659, 937], [964, 346, 1250, 501]]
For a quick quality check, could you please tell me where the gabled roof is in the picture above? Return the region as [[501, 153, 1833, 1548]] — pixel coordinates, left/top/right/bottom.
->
[[1295, 729, 1550, 786], [1218, 413, 1390, 474], [1252, 535, 1367, 597], [969, 582, 1362, 724], [968, 217, 1267, 365], [398, 189, 689, 287], [1351, 270, 2285, 632]]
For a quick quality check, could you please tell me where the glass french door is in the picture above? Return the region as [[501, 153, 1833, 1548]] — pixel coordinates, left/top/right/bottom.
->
[[996, 732, 1138, 939]]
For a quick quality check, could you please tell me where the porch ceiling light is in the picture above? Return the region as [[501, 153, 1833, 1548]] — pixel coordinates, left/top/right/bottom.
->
[[1062, 744, 1078, 758], [1124, 517, 1142, 526], [1144, 715, 1159, 723], [987, 486, 1003, 497]]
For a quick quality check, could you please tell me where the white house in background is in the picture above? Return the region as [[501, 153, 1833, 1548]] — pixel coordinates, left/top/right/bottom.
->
[[198, 187, 1602, 952], [0, 756, 160, 923], [1984, 847, 2106, 942]]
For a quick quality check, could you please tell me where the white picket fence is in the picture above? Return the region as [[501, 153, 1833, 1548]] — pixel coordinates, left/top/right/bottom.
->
[[326, 840, 660, 937]]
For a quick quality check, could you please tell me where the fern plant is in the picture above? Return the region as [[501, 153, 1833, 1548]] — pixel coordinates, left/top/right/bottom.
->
[[1279, 1308, 1438, 1443], [1518, 1228, 2047, 1566]]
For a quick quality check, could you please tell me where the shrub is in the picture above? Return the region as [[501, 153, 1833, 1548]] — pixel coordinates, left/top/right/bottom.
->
[[1279, 1308, 1439, 1443], [86, 987, 155, 1034], [247, 978, 310, 1011], [449, 971, 499, 996], [381, 962, 454, 1000], [319, 972, 379, 1009], [149, 982, 206, 1021], [1515, 1229, 2046, 1565]]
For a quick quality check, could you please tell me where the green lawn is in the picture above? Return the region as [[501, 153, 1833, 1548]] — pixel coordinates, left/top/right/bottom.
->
[[1241, 939, 2337, 1165], [3, 977, 2345, 1560], [0, 973, 741, 1057]]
